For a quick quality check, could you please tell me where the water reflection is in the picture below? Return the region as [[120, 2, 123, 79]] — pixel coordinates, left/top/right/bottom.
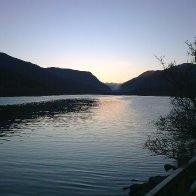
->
[[0, 96, 172, 196], [0, 99, 98, 137]]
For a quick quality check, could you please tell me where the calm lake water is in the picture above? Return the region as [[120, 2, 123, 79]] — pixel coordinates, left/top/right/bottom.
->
[[0, 95, 173, 196]]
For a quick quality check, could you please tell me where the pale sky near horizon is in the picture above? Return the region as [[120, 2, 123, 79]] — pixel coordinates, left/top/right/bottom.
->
[[0, 0, 195, 83]]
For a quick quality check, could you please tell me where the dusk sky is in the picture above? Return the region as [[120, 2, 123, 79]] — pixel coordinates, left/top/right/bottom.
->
[[0, 0, 195, 83]]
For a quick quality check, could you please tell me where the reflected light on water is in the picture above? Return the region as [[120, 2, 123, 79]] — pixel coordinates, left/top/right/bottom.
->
[[0, 95, 172, 196]]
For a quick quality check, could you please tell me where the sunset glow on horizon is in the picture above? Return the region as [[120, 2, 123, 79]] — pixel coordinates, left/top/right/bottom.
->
[[0, 0, 195, 83]]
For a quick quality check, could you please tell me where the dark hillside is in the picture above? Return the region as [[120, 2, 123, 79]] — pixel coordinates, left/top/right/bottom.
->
[[120, 63, 196, 96], [0, 52, 111, 96]]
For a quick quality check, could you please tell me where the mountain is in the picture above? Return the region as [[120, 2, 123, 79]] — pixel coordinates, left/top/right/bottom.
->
[[119, 63, 196, 96], [46, 67, 109, 93], [1, 52, 195, 97], [105, 82, 121, 92], [0, 52, 111, 96]]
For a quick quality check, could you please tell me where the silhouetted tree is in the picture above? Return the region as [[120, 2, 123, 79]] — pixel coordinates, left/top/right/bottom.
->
[[145, 38, 196, 161]]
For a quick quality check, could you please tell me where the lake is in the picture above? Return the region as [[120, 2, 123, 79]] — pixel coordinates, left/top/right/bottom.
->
[[0, 95, 173, 196]]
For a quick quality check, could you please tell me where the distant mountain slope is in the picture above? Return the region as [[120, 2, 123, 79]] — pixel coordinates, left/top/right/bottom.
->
[[46, 67, 109, 93], [0, 52, 111, 96], [105, 82, 121, 92], [120, 63, 196, 96]]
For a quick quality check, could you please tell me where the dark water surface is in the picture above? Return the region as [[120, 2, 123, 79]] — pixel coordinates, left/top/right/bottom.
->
[[0, 95, 172, 195]]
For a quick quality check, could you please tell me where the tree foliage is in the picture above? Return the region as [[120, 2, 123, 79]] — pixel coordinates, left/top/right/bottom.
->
[[145, 38, 196, 160]]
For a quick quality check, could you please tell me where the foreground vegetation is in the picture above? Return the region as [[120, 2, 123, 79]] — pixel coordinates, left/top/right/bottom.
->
[[128, 38, 196, 196]]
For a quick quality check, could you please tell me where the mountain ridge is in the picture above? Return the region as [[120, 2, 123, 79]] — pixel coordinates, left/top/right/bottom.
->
[[1, 52, 195, 97], [119, 63, 196, 96], [0, 52, 111, 96]]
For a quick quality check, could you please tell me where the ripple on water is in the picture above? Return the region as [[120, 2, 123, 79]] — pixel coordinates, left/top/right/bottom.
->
[[0, 95, 172, 196]]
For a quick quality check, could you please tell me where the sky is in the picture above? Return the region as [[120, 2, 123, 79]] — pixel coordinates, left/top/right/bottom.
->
[[0, 0, 195, 83]]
